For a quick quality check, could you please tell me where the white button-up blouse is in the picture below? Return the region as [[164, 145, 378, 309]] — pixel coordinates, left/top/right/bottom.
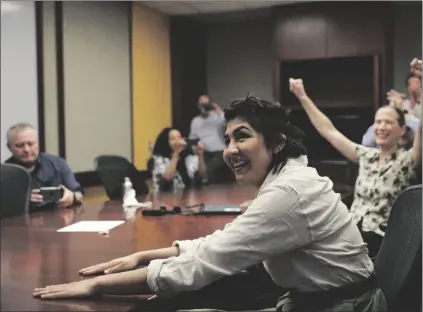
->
[[147, 156, 374, 297]]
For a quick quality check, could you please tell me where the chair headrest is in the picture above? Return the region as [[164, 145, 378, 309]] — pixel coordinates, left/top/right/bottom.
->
[[375, 185, 422, 306]]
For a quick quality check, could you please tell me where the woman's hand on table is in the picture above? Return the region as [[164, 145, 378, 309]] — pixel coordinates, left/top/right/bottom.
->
[[78, 247, 180, 277], [34, 267, 152, 300], [78, 254, 139, 276], [33, 279, 98, 299]]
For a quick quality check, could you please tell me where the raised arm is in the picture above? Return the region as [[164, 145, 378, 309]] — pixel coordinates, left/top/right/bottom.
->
[[410, 58, 422, 164], [411, 111, 421, 164], [212, 102, 225, 120], [195, 142, 208, 181], [289, 78, 359, 163], [189, 118, 198, 140]]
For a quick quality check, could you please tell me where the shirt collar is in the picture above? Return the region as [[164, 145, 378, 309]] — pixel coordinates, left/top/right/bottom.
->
[[379, 149, 400, 163], [259, 155, 308, 191], [7, 154, 42, 171], [372, 148, 401, 164]]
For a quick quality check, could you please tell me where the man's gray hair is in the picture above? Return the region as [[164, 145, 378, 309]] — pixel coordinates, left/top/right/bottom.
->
[[6, 122, 37, 145]]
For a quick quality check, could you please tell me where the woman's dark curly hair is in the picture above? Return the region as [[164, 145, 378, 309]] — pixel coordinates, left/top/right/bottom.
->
[[152, 127, 192, 159], [152, 127, 175, 158], [152, 127, 192, 189], [224, 94, 307, 175]]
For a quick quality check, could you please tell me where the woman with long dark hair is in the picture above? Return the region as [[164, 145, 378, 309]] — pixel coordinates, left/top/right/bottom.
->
[[151, 127, 207, 192]]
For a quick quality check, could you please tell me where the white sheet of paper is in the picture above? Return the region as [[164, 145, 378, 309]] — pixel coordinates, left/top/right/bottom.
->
[[57, 221, 125, 232]]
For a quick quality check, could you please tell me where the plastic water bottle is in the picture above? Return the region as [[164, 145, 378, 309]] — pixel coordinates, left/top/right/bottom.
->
[[123, 177, 133, 200], [123, 206, 137, 221]]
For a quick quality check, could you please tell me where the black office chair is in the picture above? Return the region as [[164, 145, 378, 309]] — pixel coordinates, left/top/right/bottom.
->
[[375, 185, 422, 312], [94, 155, 149, 200], [0, 163, 31, 218]]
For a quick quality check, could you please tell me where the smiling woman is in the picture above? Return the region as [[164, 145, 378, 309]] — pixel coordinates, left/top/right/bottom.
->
[[289, 72, 422, 258], [223, 95, 307, 187], [33, 95, 386, 312]]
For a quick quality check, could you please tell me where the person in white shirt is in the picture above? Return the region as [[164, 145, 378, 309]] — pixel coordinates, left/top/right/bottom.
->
[[362, 73, 421, 148], [33, 95, 385, 312], [189, 95, 233, 184]]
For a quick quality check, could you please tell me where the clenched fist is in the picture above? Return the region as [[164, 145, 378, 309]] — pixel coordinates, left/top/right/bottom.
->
[[386, 89, 406, 109], [410, 58, 422, 77], [289, 78, 307, 98]]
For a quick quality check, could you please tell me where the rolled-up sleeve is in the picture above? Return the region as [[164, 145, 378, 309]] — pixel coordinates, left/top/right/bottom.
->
[[146, 184, 311, 297], [58, 158, 83, 193], [185, 155, 199, 179]]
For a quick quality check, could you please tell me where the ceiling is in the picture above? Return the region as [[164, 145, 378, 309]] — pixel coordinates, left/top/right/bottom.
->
[[141, 1, 305, 16]]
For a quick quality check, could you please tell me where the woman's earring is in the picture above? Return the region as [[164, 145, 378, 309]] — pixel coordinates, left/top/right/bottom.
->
[[274, 135, 286, 154], [274, 143, 285, 154]]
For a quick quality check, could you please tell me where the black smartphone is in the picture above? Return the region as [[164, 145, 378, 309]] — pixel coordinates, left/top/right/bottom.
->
[[187, 138, 200, 148], [40, 186, 63, 203], [202, 103, 214, 111]]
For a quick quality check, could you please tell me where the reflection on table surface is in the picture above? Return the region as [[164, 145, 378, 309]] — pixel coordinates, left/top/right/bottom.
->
[[0, 183, 352, 311]]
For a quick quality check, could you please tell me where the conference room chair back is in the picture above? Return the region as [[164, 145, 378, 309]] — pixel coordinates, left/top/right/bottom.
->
[[0, 163, 31, 218], [375, 184, 422, 312], [94, 155, 149, 200]]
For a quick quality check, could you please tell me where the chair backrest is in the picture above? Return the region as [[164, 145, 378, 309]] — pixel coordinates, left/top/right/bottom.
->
[[94, 155, 148, 200], [375, 185, 422, 312], [0, 163, 31, 218]]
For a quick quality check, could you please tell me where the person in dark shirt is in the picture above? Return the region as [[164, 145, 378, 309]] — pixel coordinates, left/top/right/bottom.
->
[[5, 122, 83, 209]]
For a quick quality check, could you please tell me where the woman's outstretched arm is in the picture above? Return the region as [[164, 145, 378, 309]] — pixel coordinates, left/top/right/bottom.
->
[[289, 78, 359, 163]]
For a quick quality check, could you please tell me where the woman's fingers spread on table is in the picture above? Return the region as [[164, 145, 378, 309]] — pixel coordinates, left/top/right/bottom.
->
[[79, 263, 109, 275], [34, 285, 65, 298], [34, 280, 96, 300]]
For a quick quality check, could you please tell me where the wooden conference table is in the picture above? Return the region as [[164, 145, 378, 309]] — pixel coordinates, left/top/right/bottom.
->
[[0, 183, 353, 312]]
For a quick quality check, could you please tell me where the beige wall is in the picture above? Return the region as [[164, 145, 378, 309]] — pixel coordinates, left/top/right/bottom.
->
[[131, 3, 171, 169], [62, 1, 132, 172], [1, 1, 39, 162], [42, 1, 59, 155]]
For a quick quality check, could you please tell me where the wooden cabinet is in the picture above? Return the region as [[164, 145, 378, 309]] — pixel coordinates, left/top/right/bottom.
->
[[325, 3, 389, 58], [273, 2, 392, 110], [277, 55, 379, 109], [273, 3, 327, 60], [272, 2, 394, 165], [274, 13, 327, 60], [273, 2, 391, 60]]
